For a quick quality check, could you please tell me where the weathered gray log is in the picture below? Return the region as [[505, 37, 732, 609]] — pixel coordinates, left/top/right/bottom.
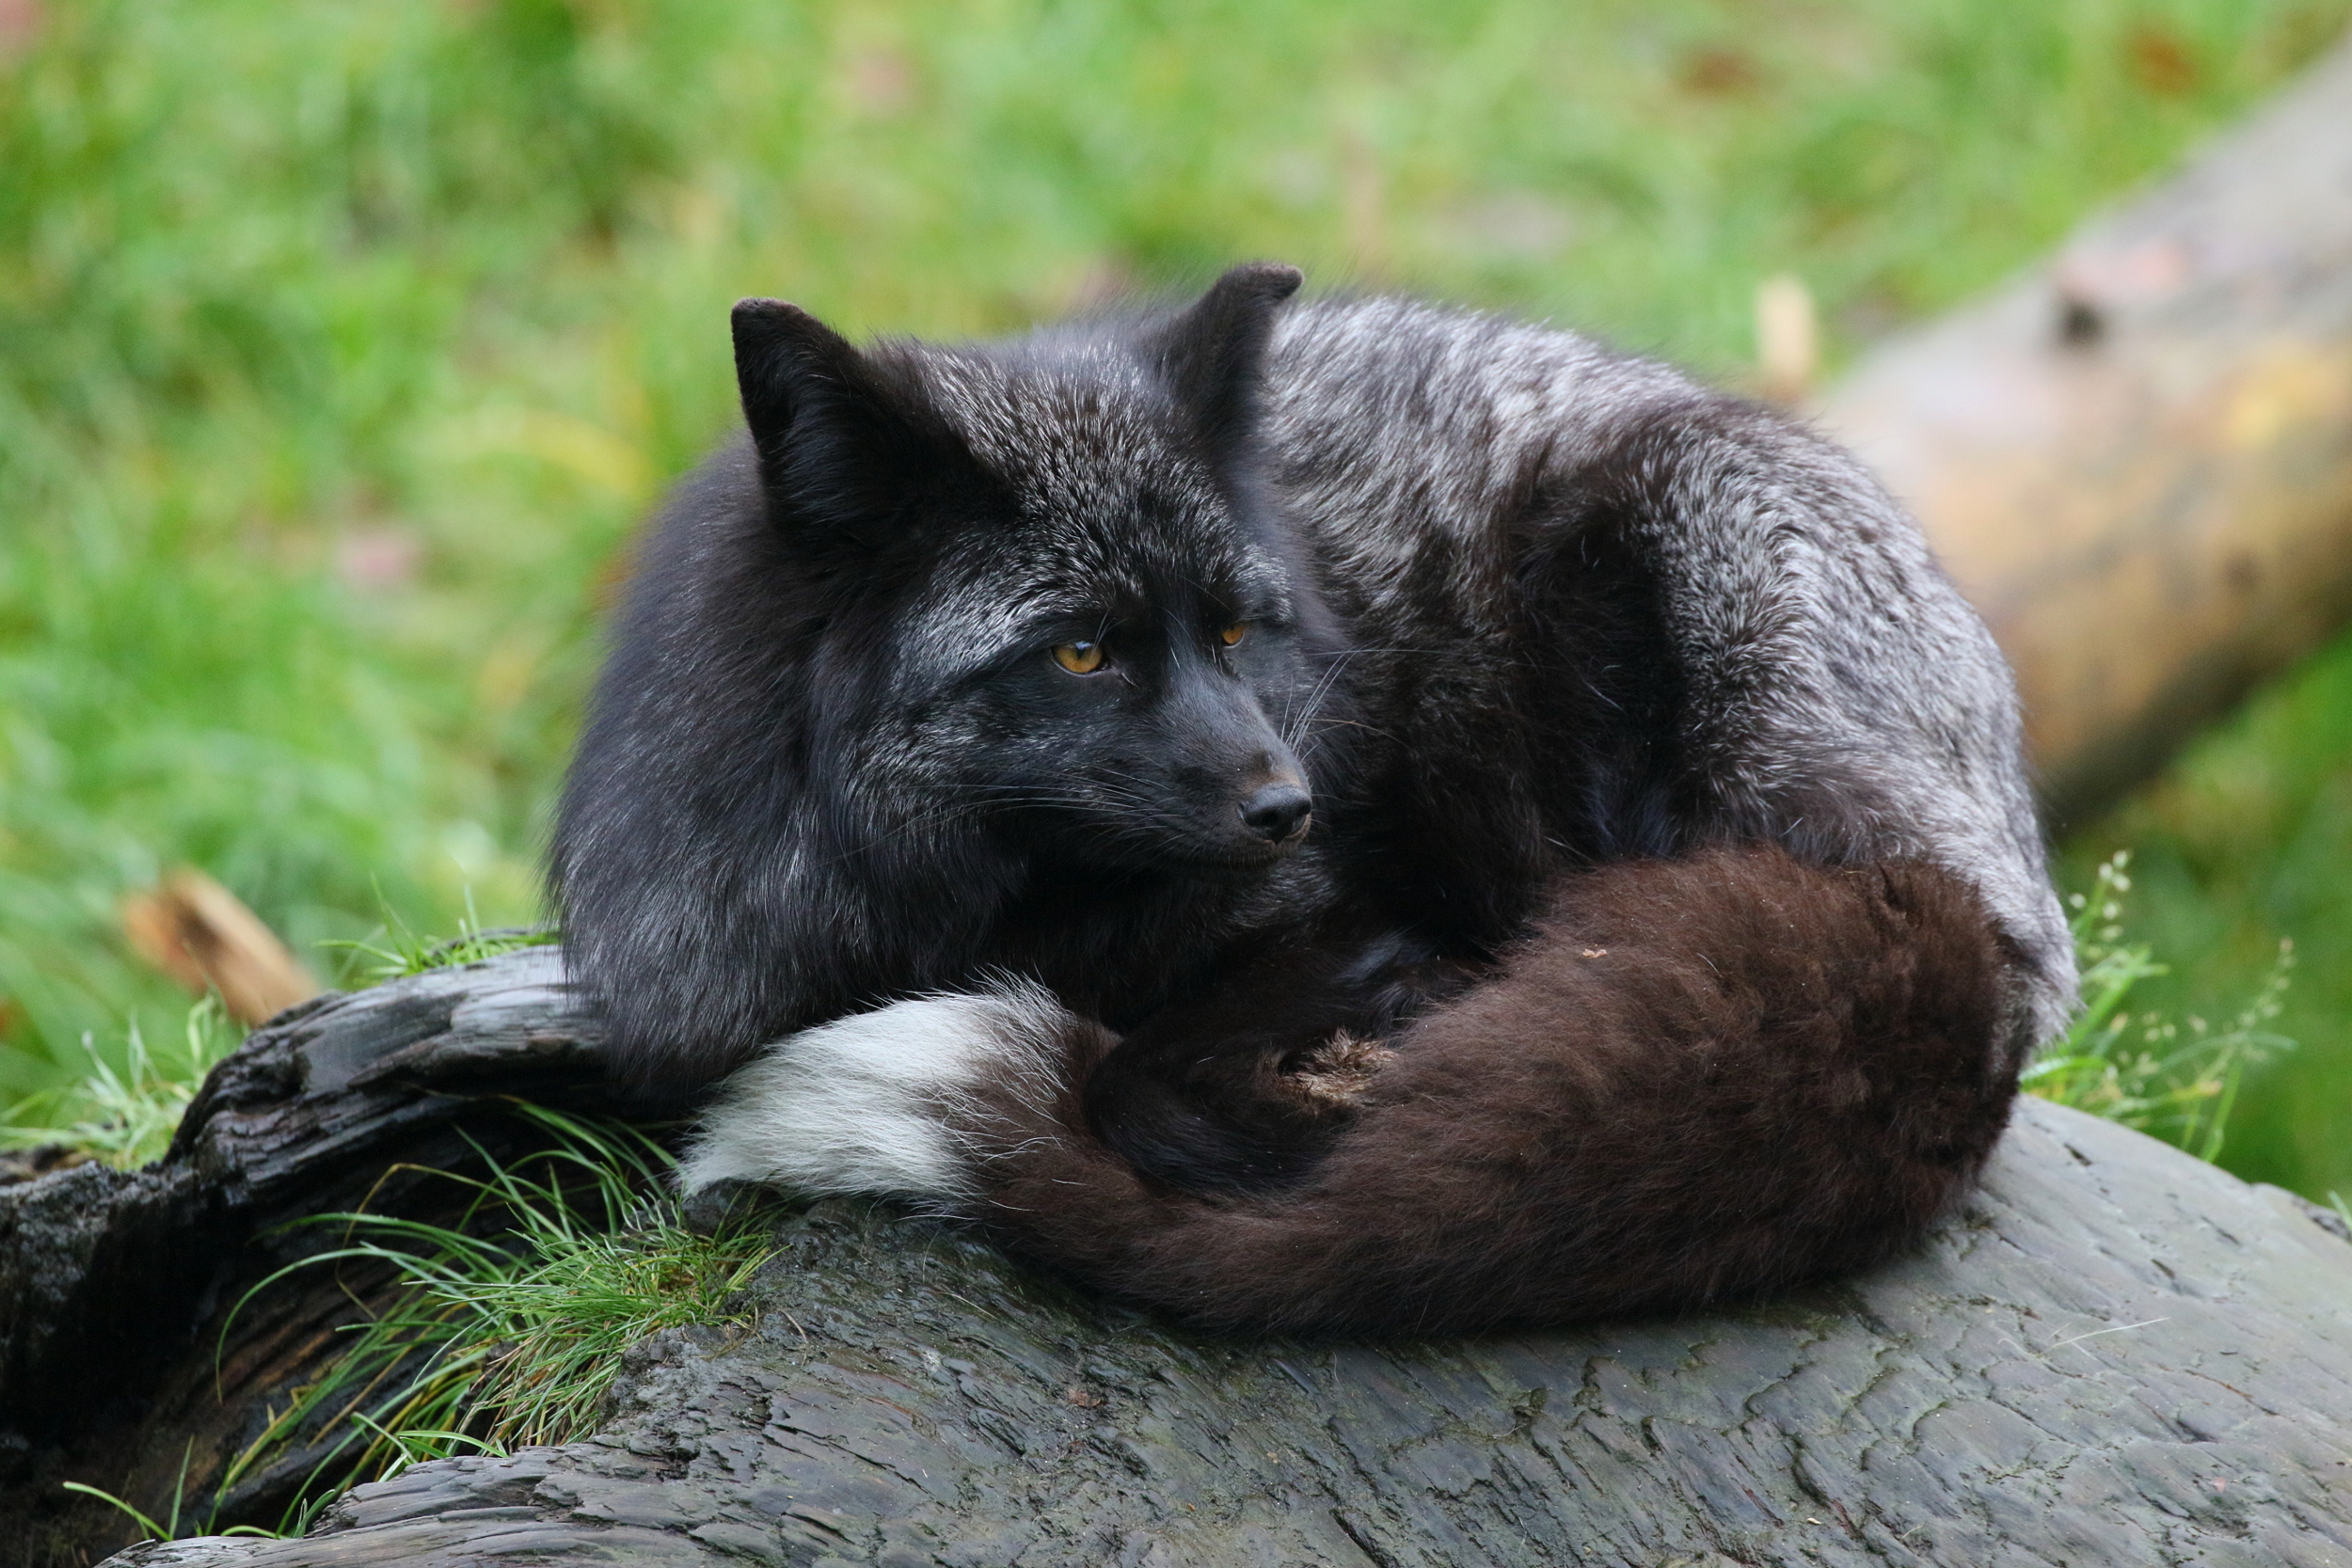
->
[[0, 951, 2346, 1567], [1821, 31, 2352, 826]]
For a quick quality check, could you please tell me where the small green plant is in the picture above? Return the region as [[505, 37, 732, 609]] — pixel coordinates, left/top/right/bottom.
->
[[323, 889, 560, 985], [0, 998, 242, 1169], [2026, 851, 2294, 1162], [213, 1104, 774, 1536]]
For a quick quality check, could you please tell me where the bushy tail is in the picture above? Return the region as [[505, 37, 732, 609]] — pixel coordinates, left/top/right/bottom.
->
[[687, 847, 2021, 1336]]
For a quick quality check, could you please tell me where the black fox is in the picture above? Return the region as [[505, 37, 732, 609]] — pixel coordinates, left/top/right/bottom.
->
[[550, 263, 2074, 1335]]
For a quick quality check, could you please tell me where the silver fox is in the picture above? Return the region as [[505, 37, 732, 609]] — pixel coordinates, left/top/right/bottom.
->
[[552, 263, 2074, 1334]]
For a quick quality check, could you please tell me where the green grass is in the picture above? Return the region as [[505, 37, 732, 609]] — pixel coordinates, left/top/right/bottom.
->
[[56, 1103, 773, 1544], [322, 895, 560, 984], [2026, 853, 2295, 1162], [64, 1459, 282, 1548], [210, 1105, 774, 1539], [0, 996, 239, 1168], [5, 0, 2351, 1190], [2063, 636, 2352, 1199]]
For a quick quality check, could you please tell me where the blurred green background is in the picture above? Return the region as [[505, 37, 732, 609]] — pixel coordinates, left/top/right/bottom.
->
[[4, 0, 2350, 1196]]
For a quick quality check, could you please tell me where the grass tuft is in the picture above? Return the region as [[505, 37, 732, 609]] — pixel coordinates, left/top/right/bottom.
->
[[0, 996, 241, 1168], [209, 1103, 774, 1537], [2026, 851, 2295, 1163], [322, 889, 560, 985]]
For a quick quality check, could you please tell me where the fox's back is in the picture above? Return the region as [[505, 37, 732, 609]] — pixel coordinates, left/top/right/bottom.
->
[[1254, 296, 2070, 1037]]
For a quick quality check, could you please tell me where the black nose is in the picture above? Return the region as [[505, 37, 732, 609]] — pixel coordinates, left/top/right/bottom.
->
[[1238, 781, 1312, 843]]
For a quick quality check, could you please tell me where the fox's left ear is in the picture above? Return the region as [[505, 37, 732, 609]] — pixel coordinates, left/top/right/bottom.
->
[[731, 298, 979, 550], [1149, 262, 1304, 449]]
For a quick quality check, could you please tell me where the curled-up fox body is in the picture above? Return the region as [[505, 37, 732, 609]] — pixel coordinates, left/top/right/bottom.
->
[[551, 264, 2074, 1335]]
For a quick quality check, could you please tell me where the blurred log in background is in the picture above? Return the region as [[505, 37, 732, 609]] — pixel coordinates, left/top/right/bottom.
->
[[1822, 35, 2352, 829]]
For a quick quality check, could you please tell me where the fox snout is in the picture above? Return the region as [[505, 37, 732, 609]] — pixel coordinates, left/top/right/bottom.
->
[[1237, 777, 1311, 845], [1193, 750, 1311, 863]]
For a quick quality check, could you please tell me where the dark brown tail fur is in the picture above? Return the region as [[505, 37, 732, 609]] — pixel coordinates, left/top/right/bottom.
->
[[959, 846, 2017, 1335]]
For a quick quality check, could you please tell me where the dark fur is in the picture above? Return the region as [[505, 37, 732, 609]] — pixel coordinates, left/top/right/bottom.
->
[[553, 264, 2074, 1331], [970, 847, 2013, 1334]]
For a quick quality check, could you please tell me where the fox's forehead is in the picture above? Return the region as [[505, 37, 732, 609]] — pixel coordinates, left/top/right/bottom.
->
[[884, 349, 1293, 668], [918, 491, 1290, 639], [919, 346, 1222, 527]]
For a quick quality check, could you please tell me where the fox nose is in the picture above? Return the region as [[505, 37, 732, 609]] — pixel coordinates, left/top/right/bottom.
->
[[1238, 781, 1312, 843]]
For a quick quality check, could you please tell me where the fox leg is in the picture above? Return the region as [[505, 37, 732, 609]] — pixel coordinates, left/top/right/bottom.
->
[[1078, 926, 1481, 1194]]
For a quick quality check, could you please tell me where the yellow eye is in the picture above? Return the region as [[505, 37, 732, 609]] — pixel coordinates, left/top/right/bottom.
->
[[1051, 641, 1105, 674], [1219, 623, 1248, 648]]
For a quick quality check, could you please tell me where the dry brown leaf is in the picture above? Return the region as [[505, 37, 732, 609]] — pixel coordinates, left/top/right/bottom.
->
[[121, 869, 320, 1026]]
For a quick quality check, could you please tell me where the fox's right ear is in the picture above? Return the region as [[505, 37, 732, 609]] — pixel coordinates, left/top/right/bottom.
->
[[731, 299, 969, 546], [1149, 262, 1304, 451]]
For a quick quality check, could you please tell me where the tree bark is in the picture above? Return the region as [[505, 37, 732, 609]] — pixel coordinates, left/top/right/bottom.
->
[[1, 950, 2347, 1568], [1820, 32, 2352, 827]]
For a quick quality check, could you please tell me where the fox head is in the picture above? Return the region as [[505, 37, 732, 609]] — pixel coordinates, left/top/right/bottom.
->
[[724, 262, 1341, 880]]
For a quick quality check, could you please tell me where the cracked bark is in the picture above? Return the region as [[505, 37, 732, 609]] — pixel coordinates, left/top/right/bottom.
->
[[1, 949, 2348, 1568]]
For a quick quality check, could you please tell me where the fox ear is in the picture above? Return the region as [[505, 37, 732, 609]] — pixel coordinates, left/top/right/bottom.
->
[[731, 298, 968, 545], [1149, 261, 1304, 449]]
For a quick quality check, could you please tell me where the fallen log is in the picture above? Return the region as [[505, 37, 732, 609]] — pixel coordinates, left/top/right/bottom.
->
[[1822, 32, 2352, 826], [2, 949, 2347, 1567]]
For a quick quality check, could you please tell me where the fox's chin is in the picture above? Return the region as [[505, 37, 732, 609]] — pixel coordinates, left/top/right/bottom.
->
[[1160, 835, 1308, 876], [1074, 840, 1297, 881], [1032, 815, 1310, 879]]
